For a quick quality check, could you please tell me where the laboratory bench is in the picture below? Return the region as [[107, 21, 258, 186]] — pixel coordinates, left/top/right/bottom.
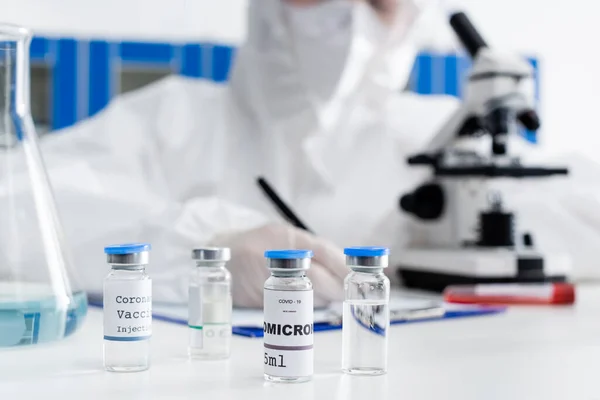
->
[[2, 285, 600, 400]]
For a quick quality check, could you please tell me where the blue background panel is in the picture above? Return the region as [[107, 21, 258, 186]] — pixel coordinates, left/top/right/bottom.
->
[[88, 41, 112, 117], [444, 54, 459, 97], [52, 38, 78, 130], [27, 36, 540, 139], [525, 57, 539, 143], [181, 44, 205, 78], [415, 53, 433, 95], [211, 45, 235, 83], [30, 37, 49, 63], [119, 42, 174, 65]]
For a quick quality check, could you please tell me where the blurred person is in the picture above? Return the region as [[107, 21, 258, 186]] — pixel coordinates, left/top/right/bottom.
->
[[6, 0, 460, 307]]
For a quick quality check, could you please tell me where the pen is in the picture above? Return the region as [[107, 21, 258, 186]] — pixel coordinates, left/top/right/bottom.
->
[[257, 177, 314, 233], [256, 177, 377, 303]]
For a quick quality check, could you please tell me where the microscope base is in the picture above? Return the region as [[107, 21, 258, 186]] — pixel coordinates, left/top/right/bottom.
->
[[396, 248, 570, 292]]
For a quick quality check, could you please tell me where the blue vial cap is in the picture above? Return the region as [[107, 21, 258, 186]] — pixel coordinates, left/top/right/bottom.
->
[[344, 247, 390, 257], [264, 249, 313, 260], [104, 243, 151, 255]]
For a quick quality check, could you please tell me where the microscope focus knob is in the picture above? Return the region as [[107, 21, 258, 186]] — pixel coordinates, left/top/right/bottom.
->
[[518, 110, 541, 131], [400, 183, 445, 221], [523, 233, 534, 247]]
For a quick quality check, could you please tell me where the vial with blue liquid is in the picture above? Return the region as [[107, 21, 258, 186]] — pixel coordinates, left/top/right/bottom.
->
[[103, 244, 152, 372], [342, 247, 390, 376]]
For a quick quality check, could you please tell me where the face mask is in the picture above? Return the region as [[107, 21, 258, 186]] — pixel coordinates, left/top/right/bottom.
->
[[284, 1, 415, 128], [283, 0, 353, 39], [231, 0, 420, 129], [283, 1, 354, 104]]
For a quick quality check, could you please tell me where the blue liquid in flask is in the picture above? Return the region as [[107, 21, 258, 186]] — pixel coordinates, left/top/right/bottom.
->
[[0, 284, 87, 347]]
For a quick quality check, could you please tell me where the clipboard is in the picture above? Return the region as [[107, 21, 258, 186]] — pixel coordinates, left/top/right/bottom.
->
[[89, 297, 505, 338], [225, 303, 505, 338]]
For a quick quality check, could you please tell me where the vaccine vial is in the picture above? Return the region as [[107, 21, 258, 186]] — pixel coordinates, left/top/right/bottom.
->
[[263, 250, 314, 383], [342, 247, 390, 376], [188, 247, 232, 360], [103, 243, 152, 372]]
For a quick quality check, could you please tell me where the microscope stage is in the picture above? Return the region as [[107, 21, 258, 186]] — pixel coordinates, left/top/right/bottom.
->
[[396, 248, 571, 292]]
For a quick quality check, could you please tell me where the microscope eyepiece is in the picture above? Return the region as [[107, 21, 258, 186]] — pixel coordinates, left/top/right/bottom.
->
[[449, 12, 488, 58]]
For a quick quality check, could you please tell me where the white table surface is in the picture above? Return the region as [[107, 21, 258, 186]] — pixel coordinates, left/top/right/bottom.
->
[[1, 285, 600, 400]]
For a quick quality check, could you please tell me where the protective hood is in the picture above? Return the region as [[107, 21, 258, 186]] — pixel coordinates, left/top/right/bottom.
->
[[229, 0, 424, 136]]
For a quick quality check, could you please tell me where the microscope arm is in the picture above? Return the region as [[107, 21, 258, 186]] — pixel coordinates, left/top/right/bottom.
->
[[417, 12, 487, 156], [411, 12, 542, 161], [419, 107, 473, 156]]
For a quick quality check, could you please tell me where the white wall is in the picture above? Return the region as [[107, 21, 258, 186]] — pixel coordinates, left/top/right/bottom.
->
[[416, 0, 599, 157], [2, 0, 596, 156], [0, 0, 248, 43]]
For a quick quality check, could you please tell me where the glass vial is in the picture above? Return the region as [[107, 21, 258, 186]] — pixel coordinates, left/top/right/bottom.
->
[[188, 247, 232, 360], [342, 247, 390, 376], [103, 243, 152, 372], [263, 250, 314, 383]]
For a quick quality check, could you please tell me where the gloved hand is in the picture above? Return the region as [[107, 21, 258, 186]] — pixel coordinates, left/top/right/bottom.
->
[[209, 223, 347, 308]]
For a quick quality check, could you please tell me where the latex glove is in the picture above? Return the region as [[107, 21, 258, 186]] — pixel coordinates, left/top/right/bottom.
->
[[209, 223, 347, 308]]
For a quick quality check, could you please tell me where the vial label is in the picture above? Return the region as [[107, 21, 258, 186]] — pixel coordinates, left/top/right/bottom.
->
[[188, 286, 203, 334], [263, 289, 313, 378], [103, 280, 152, 341], [189, 286, 232, 352]]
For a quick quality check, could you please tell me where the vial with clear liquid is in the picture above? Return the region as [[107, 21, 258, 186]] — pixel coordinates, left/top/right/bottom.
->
[[263, 250, 314, 383], [188, 247, 232, 360], [103, 243, 152, 372], [342, 247, 390, 376]]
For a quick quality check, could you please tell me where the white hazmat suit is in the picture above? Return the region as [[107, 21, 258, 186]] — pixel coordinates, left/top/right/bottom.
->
[[4, 0, 598, 309], [5, 0, 463, 307]]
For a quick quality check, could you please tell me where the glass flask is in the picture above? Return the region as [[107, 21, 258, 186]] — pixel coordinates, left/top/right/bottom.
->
[[0, 24, 87, 347]]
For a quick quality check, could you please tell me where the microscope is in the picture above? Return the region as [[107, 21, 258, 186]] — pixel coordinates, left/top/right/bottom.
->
[[397, 12, 570, 292]]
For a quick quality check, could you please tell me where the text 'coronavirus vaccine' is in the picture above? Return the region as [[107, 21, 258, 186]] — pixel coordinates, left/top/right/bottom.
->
[[103, 243, 152, 372]]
